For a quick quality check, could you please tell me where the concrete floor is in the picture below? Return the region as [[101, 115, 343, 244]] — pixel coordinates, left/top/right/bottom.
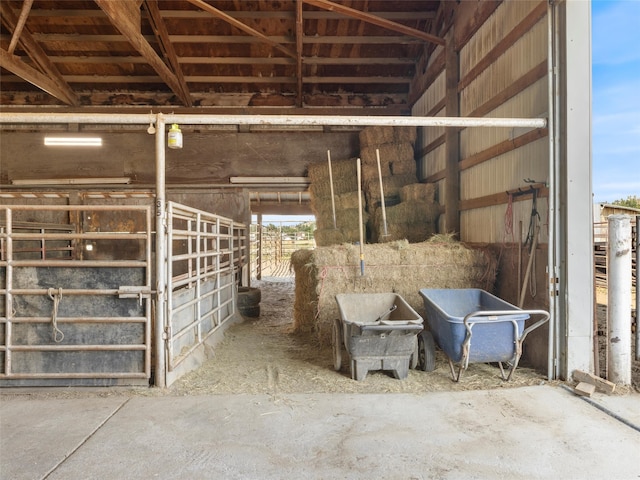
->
[[1, 385, 639, 480]]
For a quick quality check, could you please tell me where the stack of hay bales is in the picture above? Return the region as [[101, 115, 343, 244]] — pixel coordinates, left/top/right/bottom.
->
[[371, 182, 440, 243], [359, 125, 440, 243], [307, 126, 439, 246], [359, 126, 418, 209], [290, 238, 497, 345], [308, 157, 367, 246]]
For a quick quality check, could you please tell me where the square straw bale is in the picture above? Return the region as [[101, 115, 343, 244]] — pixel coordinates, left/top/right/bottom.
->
[[291, 240, 497, 346]]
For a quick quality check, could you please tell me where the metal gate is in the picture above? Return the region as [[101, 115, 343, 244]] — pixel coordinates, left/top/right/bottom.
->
[[164, 202, 246, 378], [0, 203, 153, 386]]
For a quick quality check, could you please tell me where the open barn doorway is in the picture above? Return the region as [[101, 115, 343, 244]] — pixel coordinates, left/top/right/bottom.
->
[[250, 215, 316, 280]]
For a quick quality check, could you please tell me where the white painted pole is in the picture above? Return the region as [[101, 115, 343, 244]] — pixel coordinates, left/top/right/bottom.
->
[[154, 113, 167, 388], [607, 215, 632, 385], [327, 150, 337, 230], [0, 112, 547, 129], [375, 149, 388, 238], [356, 158, 365, 277]]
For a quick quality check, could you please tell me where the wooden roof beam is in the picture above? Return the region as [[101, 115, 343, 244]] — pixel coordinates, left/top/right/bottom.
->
[[95, 0, 192, 106], [7, 0, 33, 54], [0, 2, 78, 105], [142, 0, 191, 104], [0, 49, 76, 105], [185, 0, 297, 59], [296, 0, 304, 107], [303, 0, 445, 46]]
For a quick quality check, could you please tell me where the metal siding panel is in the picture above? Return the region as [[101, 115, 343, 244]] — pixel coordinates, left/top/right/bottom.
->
[[413, 71, 445, 181], [461, 19, 548, 119], [460, 137, 548, 200], [461, 198, 549, 244]]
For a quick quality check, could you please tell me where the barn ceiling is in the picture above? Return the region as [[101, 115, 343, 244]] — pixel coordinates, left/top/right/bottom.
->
[[0, 0, 446, 114]]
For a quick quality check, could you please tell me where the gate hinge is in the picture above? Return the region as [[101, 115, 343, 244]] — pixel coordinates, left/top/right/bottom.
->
[[549, 276, 559, 297]]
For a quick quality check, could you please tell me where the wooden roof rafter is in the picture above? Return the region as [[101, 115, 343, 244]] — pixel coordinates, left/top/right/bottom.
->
[[0, 1, 78, 105], [302, 0, 445, 46], [7, 0, 33, 54], [95, 0, 192, 107], [142, 0, 191, 104], [296, 0, 304, 107], [185, 0, 297, 59]]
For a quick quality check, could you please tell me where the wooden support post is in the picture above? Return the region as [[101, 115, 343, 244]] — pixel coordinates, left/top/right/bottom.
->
[[444, 28, 460, 236]]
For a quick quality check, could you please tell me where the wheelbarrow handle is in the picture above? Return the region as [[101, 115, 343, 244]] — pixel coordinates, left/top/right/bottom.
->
[[461, 309, 550, 343], [458, 309, 550, 376], [517, 309, 550, 342], [360, 324, 423, 332]]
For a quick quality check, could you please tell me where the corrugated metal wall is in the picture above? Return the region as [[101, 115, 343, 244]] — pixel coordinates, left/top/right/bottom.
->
[[413, 1, 549, 243]]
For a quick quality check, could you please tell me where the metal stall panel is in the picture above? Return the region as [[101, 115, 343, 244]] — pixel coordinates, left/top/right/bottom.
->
[[0, 204, 153, 386], [165, 202, 245, 375]]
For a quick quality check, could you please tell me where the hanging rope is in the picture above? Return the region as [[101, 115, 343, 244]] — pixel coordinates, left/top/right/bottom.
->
[[529, 223, 539, 299], [47, 287, 64, 343], [504, 193, 514, 243], [524, 189, 541, 252]]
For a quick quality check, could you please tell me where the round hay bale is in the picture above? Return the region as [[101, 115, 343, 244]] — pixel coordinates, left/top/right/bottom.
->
[[400, 183, 437, 203]]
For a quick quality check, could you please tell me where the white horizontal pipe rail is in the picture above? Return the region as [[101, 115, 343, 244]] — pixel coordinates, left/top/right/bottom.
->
[[0, 112, 547, 129]]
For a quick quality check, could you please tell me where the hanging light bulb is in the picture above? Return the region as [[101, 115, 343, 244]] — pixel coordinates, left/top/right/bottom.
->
[[147, 121, 156, 135], [168, 124, 183, 149]]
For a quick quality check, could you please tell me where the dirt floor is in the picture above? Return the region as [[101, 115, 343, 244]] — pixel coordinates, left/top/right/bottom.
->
[[170, 277, 558, 396], [595, 286, 639, 391], [9, 278, 634, 400]]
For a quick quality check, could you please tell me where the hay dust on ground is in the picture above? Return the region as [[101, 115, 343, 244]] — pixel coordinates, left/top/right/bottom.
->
[[595, 286, 639, 393], [169, 277, 554, 396], [13, 281, 638, 401]]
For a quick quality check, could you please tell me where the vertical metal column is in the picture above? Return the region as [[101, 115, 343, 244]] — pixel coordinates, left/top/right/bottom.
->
[[607, 214, 632, 385], [4, 209, 12, 376], [547, 1, 560, 380], [154, 113, 167, 388]]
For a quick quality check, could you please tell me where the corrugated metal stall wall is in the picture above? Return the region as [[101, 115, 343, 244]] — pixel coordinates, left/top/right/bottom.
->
[[414, 1, 550, 244]]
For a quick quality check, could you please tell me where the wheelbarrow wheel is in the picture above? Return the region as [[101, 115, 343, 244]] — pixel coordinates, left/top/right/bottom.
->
[[418, 330, 436, 372], [332, 318, 343, 371], [410, 336, 419, 369]]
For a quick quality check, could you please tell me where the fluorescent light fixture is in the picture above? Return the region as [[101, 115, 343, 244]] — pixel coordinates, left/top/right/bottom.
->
[[44, 137, 102, 146], [12, 177, 131, 185], [229, 177, 309, 184]]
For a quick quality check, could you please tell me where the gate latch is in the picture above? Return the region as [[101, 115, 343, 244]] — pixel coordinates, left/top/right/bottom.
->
[[118, 286, 151, 305]]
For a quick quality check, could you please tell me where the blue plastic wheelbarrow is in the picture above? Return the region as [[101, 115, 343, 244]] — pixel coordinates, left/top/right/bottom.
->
[[418, 288, 549, 382]]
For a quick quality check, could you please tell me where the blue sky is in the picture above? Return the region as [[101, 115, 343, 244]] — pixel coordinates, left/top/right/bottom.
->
[[592, 0, 640, 203]]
